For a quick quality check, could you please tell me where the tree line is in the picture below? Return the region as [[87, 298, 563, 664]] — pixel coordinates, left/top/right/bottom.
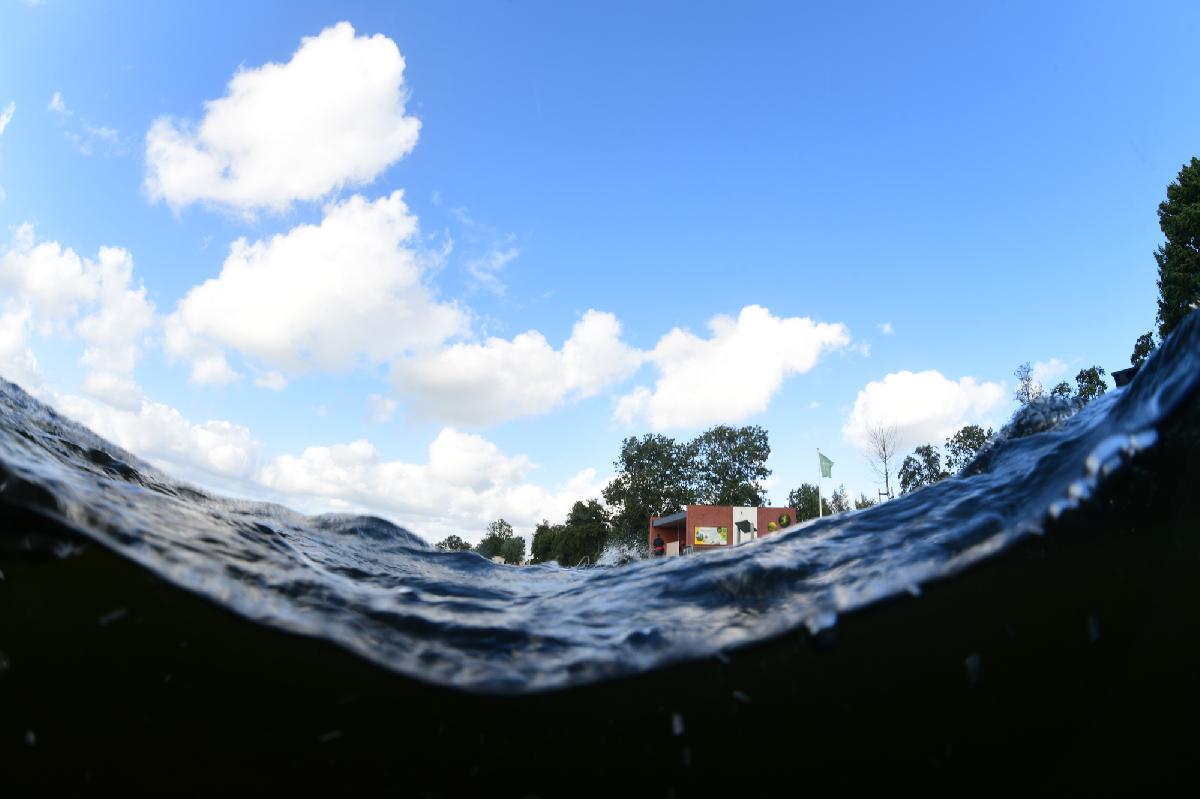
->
[[435, 423, 844, 566]]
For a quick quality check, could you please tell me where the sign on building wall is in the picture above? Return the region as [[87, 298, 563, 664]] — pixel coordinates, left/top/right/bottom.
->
[[733, 506, 757, 544], [694, 526, 728, 546]]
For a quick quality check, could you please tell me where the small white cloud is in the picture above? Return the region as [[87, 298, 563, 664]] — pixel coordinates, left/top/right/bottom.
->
[[615, 305, 850, 430], [842, 370, 1007, 454], [145, 22, 421, 213], [0, 101, 15, 136], [254, 371, 287, 391], [466, 245, 518, 294], [1030, 358, 1068, 390], [878, 322, 894, 336], [395, 309, 642, 426], [189, 354, 240, 385], [365, 393, 398, 423], [0, 186, 7, 203], [48, 91, 69, 116]]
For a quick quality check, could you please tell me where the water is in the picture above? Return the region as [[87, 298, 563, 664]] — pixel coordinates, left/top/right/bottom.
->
[[1, 313, 1199, 697]]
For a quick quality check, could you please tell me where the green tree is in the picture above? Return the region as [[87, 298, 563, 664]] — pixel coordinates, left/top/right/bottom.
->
[[943, 425, 993, 474], [898, 444, 947, 494], [530, 520, 562, 564], [602, 434, 696, 549], [854, 493, 877, 510], [787, 484, 830, 522], [435, 534, 472, 552], [1130, 332, 1156, 368], [1050, 382, 1072, 399], [557, 500, 610, 567], [693, 425, 771, 506], [1155, 157, 1200, 341], [499, 535, 526, 565], [1073, 366, 1108, 404], [828, 484, 850, 514], [475, 518, 517, 561]]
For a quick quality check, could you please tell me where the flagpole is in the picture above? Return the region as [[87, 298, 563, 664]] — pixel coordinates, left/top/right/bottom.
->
[[817, 448, 823, 518]]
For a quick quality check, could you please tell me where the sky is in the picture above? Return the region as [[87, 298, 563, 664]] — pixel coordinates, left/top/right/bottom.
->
[[1, 0, 1197, 550]]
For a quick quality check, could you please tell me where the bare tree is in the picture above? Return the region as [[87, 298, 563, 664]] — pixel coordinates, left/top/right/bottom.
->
[[865, 421, 899, 500]]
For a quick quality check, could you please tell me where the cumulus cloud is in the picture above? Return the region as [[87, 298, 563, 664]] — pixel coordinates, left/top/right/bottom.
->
[[145, 22, 421, 212], [0, 225, 154, 406], [260, 427, 606, 543], [52, 391, 261, 488], [0, 305, 40, 387], [614, 305, 851, 430], [841, 370, 1007, 454], [166, 191, 467, 382], [0, 101, 14, 136], [394, 309, 642, 426], [878, 322, 894, 335]]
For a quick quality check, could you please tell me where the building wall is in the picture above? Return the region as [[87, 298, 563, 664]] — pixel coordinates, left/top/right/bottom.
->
[[650, 505, 800, 553], [757, 506, 799, 538], [686, 505, 733, 548]]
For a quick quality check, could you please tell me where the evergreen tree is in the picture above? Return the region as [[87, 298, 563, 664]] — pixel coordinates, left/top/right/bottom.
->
[[1155, 157, 1200, 341]]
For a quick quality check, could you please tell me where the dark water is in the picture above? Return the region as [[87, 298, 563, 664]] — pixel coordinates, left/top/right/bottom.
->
[[1, 318, 1199, 696]]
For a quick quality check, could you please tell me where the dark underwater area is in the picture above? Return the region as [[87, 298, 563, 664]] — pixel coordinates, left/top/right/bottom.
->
[[3, 311, 1200, 795]]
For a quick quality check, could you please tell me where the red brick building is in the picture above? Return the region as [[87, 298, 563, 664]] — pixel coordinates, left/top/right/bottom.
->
[[648, 504, 798, 555]]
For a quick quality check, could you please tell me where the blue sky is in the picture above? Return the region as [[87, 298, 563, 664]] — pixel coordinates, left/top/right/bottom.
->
[[1, 0, 1196, 545]]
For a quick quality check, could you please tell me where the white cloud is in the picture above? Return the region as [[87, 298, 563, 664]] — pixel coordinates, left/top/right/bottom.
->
[[0, 225, 154, 406], [254, 371, 287, 391], [395, 309, 642, 426], [0, 305, 41, 387], [0, 186, 7, 202], [366, 393, 398, 423], [615, 305, 851, 430], [841, 370, 1007, 454], [74, 247, 155, 409], [48, 91, 68, 116], [166, 191, 467, 382], [52, 391, 261, 487], [466, 245, 518, 294], [0, 101, 14, 136], [259, 427, 607, 544], [878, 321, 894, 335], [145, 22, 421, 213], [1031, 358, 1068, 390]]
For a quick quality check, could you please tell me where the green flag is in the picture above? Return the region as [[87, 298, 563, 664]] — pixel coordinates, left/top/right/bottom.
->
[[819, 452, 834, 479]]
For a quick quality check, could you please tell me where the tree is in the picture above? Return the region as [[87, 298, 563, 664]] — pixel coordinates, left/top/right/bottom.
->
[[1014, 362, 1043, 405], [1073, 366, 1108, 404], [435, 534, 472, 552], [1130, 332, 1156, 368], [1155, 157, 1200, 341], [499, 535, 525, 565], [828, 484, 850, 514], [898, 444, 947, 494], [865, 422, 899, 500], [530, 520, 562, 565], [943, 425, 993, 474], [475, 518, 517, 562], [529, 501, 610, 567], [1050, 382, 1072, 399], [602, 433, 696, 549], [693, 425, 771, 506], [854, 493, 877, 510], [787, 484, 830, 522]]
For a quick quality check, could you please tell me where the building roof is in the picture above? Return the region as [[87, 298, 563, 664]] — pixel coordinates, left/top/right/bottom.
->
[[651, 510, 687, 528]]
